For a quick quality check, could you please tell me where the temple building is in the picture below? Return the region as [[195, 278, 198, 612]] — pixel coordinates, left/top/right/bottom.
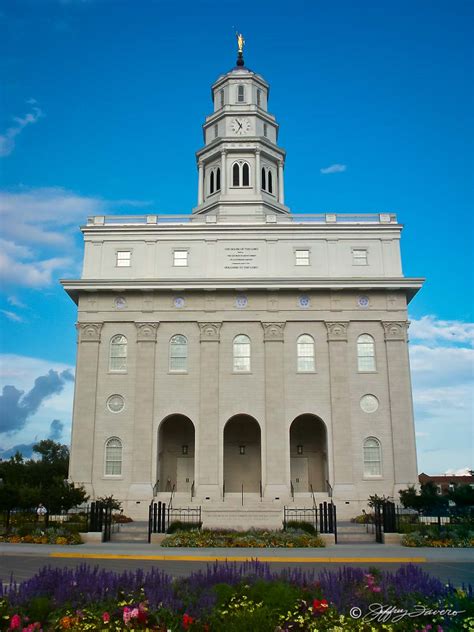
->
[[62, 45, 423, 525]]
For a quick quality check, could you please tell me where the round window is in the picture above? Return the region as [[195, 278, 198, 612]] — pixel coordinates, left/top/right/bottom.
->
[[360, 394, 379, 413], [107, 394, 125, 413]]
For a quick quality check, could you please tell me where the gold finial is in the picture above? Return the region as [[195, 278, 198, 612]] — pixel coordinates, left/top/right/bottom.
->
[[236, 32, 245, 54]]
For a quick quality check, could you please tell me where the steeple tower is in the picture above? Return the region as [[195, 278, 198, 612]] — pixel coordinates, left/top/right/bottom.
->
[[193, 37, 290, 220]]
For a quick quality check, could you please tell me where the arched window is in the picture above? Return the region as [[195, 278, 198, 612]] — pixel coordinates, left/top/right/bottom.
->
[[210, 170, 215, 194], [237, 84, 245, 102], [363, 437, 382, 476], [109, 335, 127, 372], [357, 334, 376, 371], [233, 334, 251, 372], [232, 162, 250, 187], [268, 170, 273, 193], [242, 162, 250, 186], [216, 167, 221, 191], [232, 162, 240, 186], [169, 335, 188, 372], [261, 167, 266, 191], [105, 437, 122, 476], [297, 335, 315, 372]]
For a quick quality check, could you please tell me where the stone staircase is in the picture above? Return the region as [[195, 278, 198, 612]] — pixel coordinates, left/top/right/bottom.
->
[[110, 520, 149, 543], [336, 520, 377, 544]]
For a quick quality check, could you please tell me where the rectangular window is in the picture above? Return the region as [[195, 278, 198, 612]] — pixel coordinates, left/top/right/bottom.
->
[[257, 89, 262, 106], [220, 89, 224, 108], [352, 249, 368, 265], [105, 448, 122, 475], [297, 346, 315, 372], [295, 249, 310, 266], [173, 250, 188, 267], [116, 251, 131, 267], [214, 124, 218, 139], [237, 85, 245, 102], [263, 123, 268, 137], [358, 354, 376, 372], [363, 447, 381, 476]]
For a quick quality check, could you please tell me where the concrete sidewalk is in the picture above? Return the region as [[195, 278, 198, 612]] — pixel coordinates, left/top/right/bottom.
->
[[1, 542, 473, 563]]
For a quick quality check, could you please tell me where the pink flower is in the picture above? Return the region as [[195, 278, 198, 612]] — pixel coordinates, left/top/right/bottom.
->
[[130, 608, 139, 619], [102, 612, 110, 623], [123, 607, 132, 625], [10, 614, 22, 630]]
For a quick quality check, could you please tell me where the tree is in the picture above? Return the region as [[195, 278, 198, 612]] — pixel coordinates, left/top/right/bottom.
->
[[0, 441, 88, 513], [447, 484, 474, 509], [399, 483, 448, 513], [96, 495, 122, 511]]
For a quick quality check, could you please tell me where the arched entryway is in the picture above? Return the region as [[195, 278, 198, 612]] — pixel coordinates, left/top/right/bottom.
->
[[158, 414, 195, 493], [223, 415, 261, 493], [289, 414, 328, 493]]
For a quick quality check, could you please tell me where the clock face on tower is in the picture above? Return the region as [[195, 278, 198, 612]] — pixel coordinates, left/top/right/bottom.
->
[[231, 117, 251, 135]]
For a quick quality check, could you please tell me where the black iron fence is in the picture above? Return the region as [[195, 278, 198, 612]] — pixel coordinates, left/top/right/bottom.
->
[[148, 502, 202, 542], [87, 502, 113, 542], [283, 502, 337, 542], [372, 500, 471, 542]]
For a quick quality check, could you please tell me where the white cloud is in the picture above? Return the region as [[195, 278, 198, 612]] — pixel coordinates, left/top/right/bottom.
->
[[0, 187, 152, 288], [0, 246, 74, 288], [320, 163, 347, 174], [7, 296, 26, 309], [0, 355, 74, 451], [409, 344, 474, 388], [408, 315, 474, 474], [410, 315, 474, 345], [0, 102, 43, 158], [0, 310, 23, 323], [442, 467, 473, 476]]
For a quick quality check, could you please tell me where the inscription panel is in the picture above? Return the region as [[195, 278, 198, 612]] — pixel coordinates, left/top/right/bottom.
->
[[217, 242, 265, 275]]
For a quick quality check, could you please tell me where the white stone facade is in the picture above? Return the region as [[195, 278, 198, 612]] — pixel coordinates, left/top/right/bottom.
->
[[63, 59, 423, 524]]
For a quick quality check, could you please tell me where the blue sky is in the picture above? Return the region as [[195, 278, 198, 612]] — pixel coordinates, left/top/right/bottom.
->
[[0, 0, 472, 474]]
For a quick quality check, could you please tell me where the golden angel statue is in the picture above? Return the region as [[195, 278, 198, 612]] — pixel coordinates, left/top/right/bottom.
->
[[236, 32, 245, 54]]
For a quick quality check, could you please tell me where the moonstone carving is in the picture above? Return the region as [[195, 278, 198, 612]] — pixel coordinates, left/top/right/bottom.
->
[[76, 323, 103, 342], [135, 322, 159, 342], [199, 322, 222, 341]]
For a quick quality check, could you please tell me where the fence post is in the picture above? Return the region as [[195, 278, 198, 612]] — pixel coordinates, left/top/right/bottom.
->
[[328, 502, 334, 533], [323, 501, 328, 533], [147, 503, 152, 543]]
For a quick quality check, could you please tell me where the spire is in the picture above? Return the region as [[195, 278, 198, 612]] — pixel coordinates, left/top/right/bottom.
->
[[236, 32, 245, 66]]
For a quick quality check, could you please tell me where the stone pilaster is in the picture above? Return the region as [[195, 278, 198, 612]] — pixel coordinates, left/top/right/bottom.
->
[[197, 322, 222, 498], [262, 322, 288, 497], [128, 322, 159, 501], [382, 321, 418, 492], [69, 322, 103, 496], [325, 322, 355, 498]]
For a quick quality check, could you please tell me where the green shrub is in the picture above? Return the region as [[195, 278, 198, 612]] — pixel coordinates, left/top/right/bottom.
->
[[166, 520, 202, 534], [284, 520, 317, 534], [162, 528, 325, 547]]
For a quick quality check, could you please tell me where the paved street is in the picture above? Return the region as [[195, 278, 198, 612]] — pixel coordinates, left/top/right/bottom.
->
[[1, 543, 473, 587]]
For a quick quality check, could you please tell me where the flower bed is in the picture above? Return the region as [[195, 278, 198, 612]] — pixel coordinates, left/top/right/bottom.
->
[[0, 562, 472, 630], [402, 531, 474, 548], [0, 527, 82, 545], [161, 528, 325, 548]]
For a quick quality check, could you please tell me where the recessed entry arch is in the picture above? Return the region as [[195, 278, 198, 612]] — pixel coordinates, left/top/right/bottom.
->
[[289, 414, 328, 493], [157, 414, 195, 493], [223, 414, 261, 493]]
